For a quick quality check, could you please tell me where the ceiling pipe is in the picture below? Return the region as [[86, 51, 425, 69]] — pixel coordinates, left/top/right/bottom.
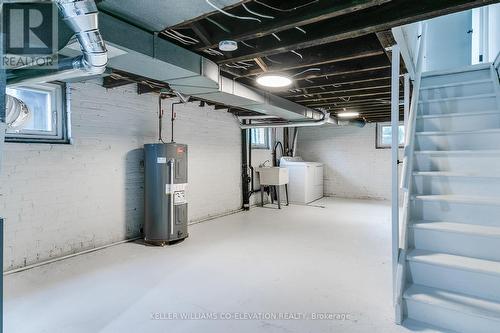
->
[[239, 109, 330, 129], [7, 0, 108, 86], [237, 115, 279, 120]]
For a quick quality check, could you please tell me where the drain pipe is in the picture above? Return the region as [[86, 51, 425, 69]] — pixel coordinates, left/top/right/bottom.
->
[[240, 110, 330, 129], [7, 0, 107, 86]]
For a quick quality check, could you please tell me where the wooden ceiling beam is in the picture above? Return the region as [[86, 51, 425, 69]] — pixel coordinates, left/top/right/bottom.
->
[[305, 96, 394, 107], [295, 88, 404, 103], [213, 0, 496, 64], [102, 76, 132, 89], [283, 68, 393, 91], [254, 57, 268, 72], [190, 22, 213, 47], [231, 34, 384, 76], [196, 0, 391, 52], [284, 83, 392, 98], [168, 0, 254, 30]]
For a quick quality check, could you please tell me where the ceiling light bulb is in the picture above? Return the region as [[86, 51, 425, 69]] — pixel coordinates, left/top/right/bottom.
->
[[256, 74, 292, 88], [337, 111, 360, 118], [219, 40, 238, 52]]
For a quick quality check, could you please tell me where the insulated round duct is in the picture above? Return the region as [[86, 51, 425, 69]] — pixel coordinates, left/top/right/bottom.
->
[[5, 95, 31, 129]]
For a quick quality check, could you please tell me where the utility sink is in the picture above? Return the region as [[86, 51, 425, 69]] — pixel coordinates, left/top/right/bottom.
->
[[256, 167, 289, 185]]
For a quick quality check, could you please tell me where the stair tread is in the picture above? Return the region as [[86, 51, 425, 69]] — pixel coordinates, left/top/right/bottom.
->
[[403, 319, 458, 333], [413, 171, 500, 178], [407, 249, 500, 277], [404, 284, 500, 320], [414, 150, 500, 156], [419, 79, 493, 91], [411, 221, 500, 237], [422, 63, 492, 78], [417, 110, 500, 119], [416, 128, 500, 136], [412, 195, 500, 206], [418, 93, 496, 103]]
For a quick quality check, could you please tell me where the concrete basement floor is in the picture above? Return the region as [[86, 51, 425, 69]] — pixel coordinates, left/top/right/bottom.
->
[[5, 198, 420, 333]]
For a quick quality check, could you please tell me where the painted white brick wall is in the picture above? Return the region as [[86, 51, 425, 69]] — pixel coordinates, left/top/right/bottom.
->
[[0, 81, 245, 270], [296, 124, 397, 201]]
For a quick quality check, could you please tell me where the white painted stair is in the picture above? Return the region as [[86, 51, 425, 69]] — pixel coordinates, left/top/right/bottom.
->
[[402, 63, 500, 332]]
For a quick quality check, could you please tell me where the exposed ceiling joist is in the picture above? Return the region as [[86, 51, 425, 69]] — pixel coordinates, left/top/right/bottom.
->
[[190, 21, 213, 46], [283, 80, 393, 98], [195, 0, 391, 52], [253, 57, 268, 72], [229, 35, 385, 76], [213, 0, 496, 64]]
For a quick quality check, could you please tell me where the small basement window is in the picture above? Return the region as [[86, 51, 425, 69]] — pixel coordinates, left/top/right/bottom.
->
[[250, 128, 270, 149], [376, 122, 405, 149], [5, 83, 69, 144]]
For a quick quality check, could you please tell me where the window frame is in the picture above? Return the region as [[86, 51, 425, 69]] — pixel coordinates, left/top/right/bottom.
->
[[375, 122, 405, 149], [250, 128, 271, 150], [5, 82, 70, 144]]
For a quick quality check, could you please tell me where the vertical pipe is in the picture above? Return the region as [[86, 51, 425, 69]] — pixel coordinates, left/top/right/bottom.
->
[[391, 45, 401, 302], [0, 24, 5, 333], [403, 74, 410, 143], [248, 122, 255, 193], [241, 121, 250, 210]]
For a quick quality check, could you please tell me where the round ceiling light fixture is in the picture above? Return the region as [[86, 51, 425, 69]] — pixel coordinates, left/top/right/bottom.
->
[[219, 40, 238, 52], [256, 73, 293, 88], [337, 111, 360, 118]]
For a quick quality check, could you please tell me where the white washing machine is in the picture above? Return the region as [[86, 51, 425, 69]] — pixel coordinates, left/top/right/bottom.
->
[[280, 156, 324, 204]]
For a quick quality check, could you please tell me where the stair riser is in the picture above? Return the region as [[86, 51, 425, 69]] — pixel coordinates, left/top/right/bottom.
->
[[413, 176, 500, 196], [411, 200, 500, 227], [404, 299, 500, 333], [420, 82, 494, 101], [414, 154, 500, 173], [410, 228, 500, 261], [421, 69, 491, 87], [408, 261, 500, 302], [416, 113, 500, 132], [415, 132, 500, 151], [418, 96, 497, 115]]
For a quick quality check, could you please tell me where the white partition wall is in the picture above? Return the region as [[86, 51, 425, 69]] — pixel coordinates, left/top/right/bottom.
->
[[424, 11, 473, 72]]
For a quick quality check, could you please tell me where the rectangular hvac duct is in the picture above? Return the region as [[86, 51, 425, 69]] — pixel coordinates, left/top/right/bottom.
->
[[60, 13, 320, 121]]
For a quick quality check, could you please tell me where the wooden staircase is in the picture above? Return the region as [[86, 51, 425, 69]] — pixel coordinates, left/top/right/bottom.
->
[[399, 63, 500, 332]]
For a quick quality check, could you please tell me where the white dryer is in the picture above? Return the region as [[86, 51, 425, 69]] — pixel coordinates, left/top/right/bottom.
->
[[280, 157, 324, 204]]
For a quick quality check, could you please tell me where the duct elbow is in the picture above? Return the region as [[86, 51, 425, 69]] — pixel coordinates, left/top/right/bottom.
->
[[59, 0, 108, 75]]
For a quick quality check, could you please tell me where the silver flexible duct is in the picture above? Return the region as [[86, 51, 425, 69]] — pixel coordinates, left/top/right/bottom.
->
[[5, 95, 31, 128], [7, 0, 108, 85]]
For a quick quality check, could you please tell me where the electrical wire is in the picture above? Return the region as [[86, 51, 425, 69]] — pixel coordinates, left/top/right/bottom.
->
[[206, 17, 231, 33], [295, 27, 307, 34], [206, 0, 261, 22], [242, 3, 275, 19], [291, 50, 303, 59], [271, 33, 281, 41], [225, 63, 250, 70], [254, 0, 319, 12], [264, 55, 282, 64], [163, 31, 197, 45], [292, 68, 321, 77], [237, 61, 255, 67], [168, 29, 200, 44], [203, 48, 224, 56], [241, 41, 256, 49]]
